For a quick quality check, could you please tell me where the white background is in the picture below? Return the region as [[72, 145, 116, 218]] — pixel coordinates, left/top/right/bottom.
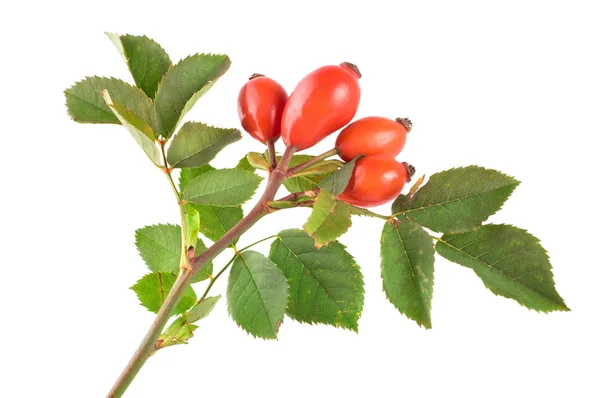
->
[[1, 1, 599, 397]]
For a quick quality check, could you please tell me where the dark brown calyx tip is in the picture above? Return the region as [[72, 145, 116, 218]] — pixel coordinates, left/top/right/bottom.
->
[[340, 62, 362, 79], [396, 117, 412, 132], [402, 162, 416, 181], [249, 73, 265, 80]]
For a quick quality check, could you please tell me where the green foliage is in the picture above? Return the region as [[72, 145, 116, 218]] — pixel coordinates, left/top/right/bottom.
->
[[101, 90, 161, 165], [436, 224, 568, 312], [135, 224, 212, 281], [269, 229, 364, 331], [293, 160, 343, 177], [130, 272, 197, 315], [304, 190, 352, 248], [178, 165, 215, 191], [154, 54, 231, 138], [380, 218, 435, 328], [106, 33, 172, 99], [65, 76, 155, 127], [156, 313, 197, 349], [190, 204, 243, 243], [167, 122, 241, 168], [283, 155, 325, 193], [188, 295, 221, 323], [227, 251, 289, 339], [393, 166, 519, 233], [319, 156, 361, 196], [235, 155, 256, 172], [183, 169, 262, 206], [179, 167, 244, 243], [246, 152, 269, 171]]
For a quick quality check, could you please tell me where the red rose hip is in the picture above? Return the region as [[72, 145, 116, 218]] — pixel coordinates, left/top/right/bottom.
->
[[338, 156, 414, 208], [237, 74, 288, 144], [281, 62, 361, 150], [336, 116, 411, 162]]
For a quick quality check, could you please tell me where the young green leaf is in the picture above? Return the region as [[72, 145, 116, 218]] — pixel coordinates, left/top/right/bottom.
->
[[380, 218, 435, 328], [282, 154, 324, 193], [156, 314, 198, 349], [65, 76, 156, 127], [105, 33, 172, 99], [101, 90, 161, 166], [135, 224, 212, 281], [183, 169, 262, 206], [293, 159, 343, 177], [154, 53, 231, 138], [189, 204, 243, 243], [319, 156, 361, 196], [246, 152, 269, 171], [269, 229, 364, 331], [392, 166, 519, 233], [130, 272, 197, 315], [167, 122, 241, 168], [227, 251, 289, 339], [436, 224, 569, 312], [188, 295, 222, 323], [303, 190, 352, 248]]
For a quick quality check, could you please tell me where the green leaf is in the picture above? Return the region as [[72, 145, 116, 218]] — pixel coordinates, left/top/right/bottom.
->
[[191, 237, 213, 282], [380, 218, 435, 328], [189, 203, 243, 243], [65, 76, 156, 128], [246, 152, 269, 171], [319, 156, 361, 196], [282, 154, 322, 193], [183, 169, 262, 206], [101, 90, 161, 165], [154, 53, 231, 138], [436, 224, 569, 312], [235, 155, 256, 172], [392, 166, 520, 233], [130, 272, 197, 315], [303, 190, 352, 248], [106, 33, 171, 99], [294, 159, 343, 177], [167, 122, 241, 168], [156, 313, 198, 349], [135, 224, 212, 281], [188, 295, 221, 323], [227, 251, 289, 339], [269, 229, 364, 331], [179, 167, 244, 243], [178, 165, 215, 191]]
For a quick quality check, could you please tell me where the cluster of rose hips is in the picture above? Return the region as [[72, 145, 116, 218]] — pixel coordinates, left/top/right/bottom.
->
[[237, 62, 414, 208]]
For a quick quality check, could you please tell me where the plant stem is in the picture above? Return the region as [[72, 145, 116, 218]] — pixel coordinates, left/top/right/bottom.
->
[[106, 145, 297, 398], [287, 148, 339, 176], [198, 254, 237, 302], [267, 139, 277, 171]]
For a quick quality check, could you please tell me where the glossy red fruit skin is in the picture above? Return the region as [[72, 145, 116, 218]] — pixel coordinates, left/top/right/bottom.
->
[[338, 156, 409, 208], [237, 75, 288, 144], [281, 63, 361, 150], [336, 116, 410, 162]]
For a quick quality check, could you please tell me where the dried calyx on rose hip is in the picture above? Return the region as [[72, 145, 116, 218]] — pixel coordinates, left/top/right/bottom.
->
[[338, 157, 415, 207], [238, 73, 288, 144], [281, 62, 361, 150], [336, 116, 412, 162]]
